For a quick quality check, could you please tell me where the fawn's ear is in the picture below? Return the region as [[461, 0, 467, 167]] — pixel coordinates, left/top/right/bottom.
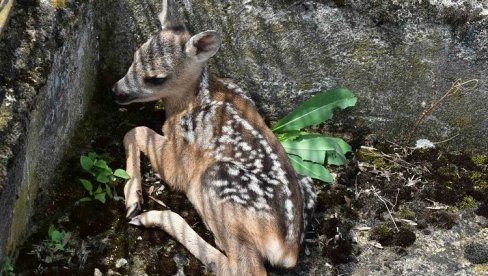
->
[[185, 31, 221, 62], [158, 0, 186, 30]]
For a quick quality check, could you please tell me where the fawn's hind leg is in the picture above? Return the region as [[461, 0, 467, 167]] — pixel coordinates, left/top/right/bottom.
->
[[129, 210, 267, 276], [129, 210, 229, 274], [123, 126, 166, 218]]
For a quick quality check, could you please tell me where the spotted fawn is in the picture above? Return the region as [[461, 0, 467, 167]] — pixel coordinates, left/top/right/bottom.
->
[[111, 1, 316, 274]]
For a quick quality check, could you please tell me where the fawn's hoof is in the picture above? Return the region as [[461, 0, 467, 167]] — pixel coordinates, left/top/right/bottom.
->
[[126, 202, 141, 219], [128, 214, 143, 226]]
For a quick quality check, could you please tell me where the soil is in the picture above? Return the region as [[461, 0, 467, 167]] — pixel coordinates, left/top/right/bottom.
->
[[10, 89, 488, 275]]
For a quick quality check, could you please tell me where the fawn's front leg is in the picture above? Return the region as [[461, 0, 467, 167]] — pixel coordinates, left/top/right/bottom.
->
[[123, 126, 166, 218]]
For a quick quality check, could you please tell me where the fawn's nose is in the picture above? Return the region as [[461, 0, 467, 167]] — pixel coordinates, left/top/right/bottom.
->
[[111, 83, 131, 104]]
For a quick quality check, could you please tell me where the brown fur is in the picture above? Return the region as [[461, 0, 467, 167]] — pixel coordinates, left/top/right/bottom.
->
[[111, 1, 314, 275]]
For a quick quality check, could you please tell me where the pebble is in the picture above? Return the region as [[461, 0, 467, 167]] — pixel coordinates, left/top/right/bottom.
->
[[94, 268, 103, 276], [115, 258, 128, 268]]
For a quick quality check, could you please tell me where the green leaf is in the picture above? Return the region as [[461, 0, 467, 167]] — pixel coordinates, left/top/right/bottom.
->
[[54, 243, 64, 251], [94, 193, 107, 203], [326, 150, 348, 165], [79, 197, 92, 202], [88, 152, 97, 161], [113, 169, 130, 180], [80, 156, 94, 172], [271, 88, 357, 132], [94, 160, 109, 170], [281, 142, 326, 163], [2, 257, 14, 272], [105, 184, 112, 198], [96, 173, 110, 184], [79, 179, 93, 192], [280, 135, 337, 163], [323, 136, 352, 154], [287, 154, 333, 183], [51, 230, 64, 243], [48, 225, 55, 239], [276, 130, 302, 142], [95, 185, 103, 194]]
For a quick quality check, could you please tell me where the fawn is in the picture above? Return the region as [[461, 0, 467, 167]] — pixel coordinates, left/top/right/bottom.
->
[[111, 1, 316, 275]]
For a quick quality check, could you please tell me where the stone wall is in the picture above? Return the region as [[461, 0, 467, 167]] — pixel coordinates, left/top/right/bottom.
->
[[102, 0, 487, 150], [0, 0, 98, 261]]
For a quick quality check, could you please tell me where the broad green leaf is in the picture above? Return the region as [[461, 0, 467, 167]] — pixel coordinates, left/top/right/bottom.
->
[[280, 135, 337, 151], [288, 154, 333, 183], [55, 243, 64, 251], [79, 197, 92, 202], [323, 137, 352, 154], [271, 88, 357, 132], [96, 173, 110, 184], [94, 193, 107, 203], [114, 169, 130, 180], [326, 150, 348, 165], [95, 185, 103, 193], [287, 133, 352, 153], [281, 142, 326, 163], [80, 179, 92, 192], [80, 156, 94, 171], [276, 130, 302, 142]]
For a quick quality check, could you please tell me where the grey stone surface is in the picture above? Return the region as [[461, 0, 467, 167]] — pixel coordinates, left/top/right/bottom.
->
[[101, 0, 488, 150], [0, 0, 98, 261]]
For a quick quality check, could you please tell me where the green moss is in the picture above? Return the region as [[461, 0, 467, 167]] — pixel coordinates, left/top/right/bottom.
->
[[356, 147, 379, 162], [449, 114, 473, 129], [270, 22, 285, 34], [472, 155, 487, 166], [397, 207, 416, 220], [0, 105, 13, 130], [436, 164, 460, 178], [456, 196, 477, 209], [50, 0, 66, 8], [470, 171, 483, 182], [349, 37, 387, 64], [474, 264, 488, 274], [297, 80, 312, 91], [370, 224, 391, 241]]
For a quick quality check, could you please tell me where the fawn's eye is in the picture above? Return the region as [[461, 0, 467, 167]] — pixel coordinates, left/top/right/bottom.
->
[[144, 76, 167, 85]]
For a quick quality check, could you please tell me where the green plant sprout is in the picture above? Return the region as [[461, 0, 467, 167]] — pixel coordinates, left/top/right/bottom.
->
[[32, 225, 70, 264], [79, 152, 130, 203], [1, 257, 14, 276], [272, 88, 357, 182]]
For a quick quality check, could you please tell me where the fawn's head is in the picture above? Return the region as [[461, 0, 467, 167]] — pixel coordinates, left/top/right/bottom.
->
[[112, 0, 221, 105]]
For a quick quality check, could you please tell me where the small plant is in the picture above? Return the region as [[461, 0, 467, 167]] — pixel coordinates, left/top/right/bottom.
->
[[31, 225, 71, 264], [272, 88, 357, 182], [79, 152, 130, 203], [1, 257, 14, 276]]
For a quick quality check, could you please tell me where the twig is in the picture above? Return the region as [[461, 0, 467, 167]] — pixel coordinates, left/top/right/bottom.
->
[[149, 195, 168, 208], [405, 79, 478, 145], [372, 187, 399, 232]]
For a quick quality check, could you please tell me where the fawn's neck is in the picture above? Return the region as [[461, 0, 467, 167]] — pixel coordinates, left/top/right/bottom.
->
[[163, 65, 209, 117]]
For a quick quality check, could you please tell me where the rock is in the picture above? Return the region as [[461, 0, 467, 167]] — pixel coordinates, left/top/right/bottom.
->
[[464, 243, 488, 264], [94, 268, 103, 276], [0, 0, 98, 261], [115, 258, 128, 268]]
